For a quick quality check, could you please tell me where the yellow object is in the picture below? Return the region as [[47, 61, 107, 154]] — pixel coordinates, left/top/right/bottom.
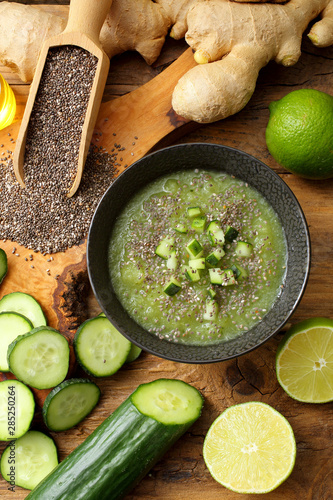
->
[[0, 74, 16, 130], [276, 317, 333, 403], [203, 401, 296, 494], [266, 89, 333, 179]]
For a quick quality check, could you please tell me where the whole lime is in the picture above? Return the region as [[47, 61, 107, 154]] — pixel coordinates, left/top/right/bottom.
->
[[265, 89, 333, 179]]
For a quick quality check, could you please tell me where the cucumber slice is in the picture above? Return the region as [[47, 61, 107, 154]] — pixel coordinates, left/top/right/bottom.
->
[[235, 241, 253, 258], [7, 327, 70, 390], [74, 317, 131, 377], [221, 268, 237, 286], [209, 268, 223, 285], [184, 266, 201, 283], [26, 379, 203, 500], [174, 223, 187, 234], [0, 431, 58, 490], [224, 225, 239, 242], [163, 277, 182, 296], [0, 312, 33, 371], [191, 216, 206, 233], [209, 268, 236, 286], [0, 380, 35, 441], [207, 220, 225, 245], [125, 344, 142, 363], [189, 258, 206, 270], [166, 250, 178, 271], [0, 248, 8, 284], [186, 238, 204, 259], [187, 206, 202, 218], [97, 313, 142, 363], [155, 237, 174, 259], [231, 263, 249, 280], [203, 299, 218, 322], [206, 247, 225, 267], [0, 292, 46, 327], [43, 379, 101, 432], [207, 287, 217, 299]]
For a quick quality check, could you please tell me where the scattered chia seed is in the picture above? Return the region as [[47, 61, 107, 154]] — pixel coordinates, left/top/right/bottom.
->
[[0, 145, 118, 253], [0, 46, 120, 254]]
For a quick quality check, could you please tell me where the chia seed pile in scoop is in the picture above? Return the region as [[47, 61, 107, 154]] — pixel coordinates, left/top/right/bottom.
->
[[24, 45, 98, 194], [0, 45, 120, 254]]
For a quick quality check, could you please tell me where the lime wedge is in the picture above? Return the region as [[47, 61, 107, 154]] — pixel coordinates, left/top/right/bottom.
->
[[276, 317, 333, 403], [203, 402, 296, 494]]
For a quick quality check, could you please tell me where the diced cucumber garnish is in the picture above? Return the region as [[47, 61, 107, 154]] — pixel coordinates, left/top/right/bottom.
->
[[163, 277, 182, 296], [43, 378, 101, 432], [0, 312, 33, 371], [207, 287, 217, 299], [221, 269, 237, 286], [189, 258, 205, 270], [209, 268, 236, 286], [206, 247, 225, 267], [0, 431, 58, 490], [121, 261, 145, 285], [184, 266, 201, 283], [186, 238, 204, 259], [191, 216, 206, 233], [0, 379, 35, 441], [155, 237, 175, 259], [207, 220, 225, 245], [7, 326, 70, 390], [209, 268, 223, 285], [203, 299, 218, 321], [187, 206, 202, 218], [224, 225, 239, 242], [235, 241, 253, 258], [166, 251, 178, 271], [0, 291, 46, 328], [74, 317, 131, 377], [231, 263, 249, 280], [174, 223, 187, 234], [0, 248, 8, 284]]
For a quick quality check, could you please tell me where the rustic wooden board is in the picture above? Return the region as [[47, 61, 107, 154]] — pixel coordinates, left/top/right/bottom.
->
[[1, 3, 333, 499]]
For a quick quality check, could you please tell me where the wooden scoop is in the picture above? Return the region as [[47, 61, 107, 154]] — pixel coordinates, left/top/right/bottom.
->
[[13, 0, 113, 197]]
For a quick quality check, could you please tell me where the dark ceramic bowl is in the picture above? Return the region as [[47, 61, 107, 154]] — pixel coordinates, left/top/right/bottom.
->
[[87, 143, 310, 364]]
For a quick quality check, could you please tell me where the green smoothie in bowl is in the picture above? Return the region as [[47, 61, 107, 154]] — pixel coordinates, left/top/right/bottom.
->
[[108, 169, 287, 346]]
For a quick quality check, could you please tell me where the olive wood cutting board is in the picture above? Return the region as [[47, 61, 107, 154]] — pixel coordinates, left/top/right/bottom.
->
[[1, 3, 333, 499]]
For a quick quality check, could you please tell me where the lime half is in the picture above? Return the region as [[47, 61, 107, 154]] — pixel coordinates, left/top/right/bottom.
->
[[203, 402, 296, 494], [276, 317, 333, 403]]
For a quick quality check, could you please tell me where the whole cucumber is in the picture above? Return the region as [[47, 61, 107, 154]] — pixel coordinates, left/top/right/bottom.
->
[[27, 378, 204, 500]]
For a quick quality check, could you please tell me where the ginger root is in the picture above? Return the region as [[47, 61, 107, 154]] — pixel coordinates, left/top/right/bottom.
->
[[172, 0, 333, 122], [0, 0, 332, 123], [0, 2, 66, 83]]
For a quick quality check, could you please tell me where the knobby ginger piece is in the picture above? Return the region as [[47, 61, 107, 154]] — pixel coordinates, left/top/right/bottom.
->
[[0, 2, 66, 83], [172, 0, 333, 123], [0, 0, 332, 124]]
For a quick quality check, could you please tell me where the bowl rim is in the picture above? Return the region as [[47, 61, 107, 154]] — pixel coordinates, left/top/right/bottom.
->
[[87, 142, 311, 364]]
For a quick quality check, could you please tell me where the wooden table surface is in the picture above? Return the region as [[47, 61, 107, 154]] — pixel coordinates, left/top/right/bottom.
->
[[1, 2, 333, 499]]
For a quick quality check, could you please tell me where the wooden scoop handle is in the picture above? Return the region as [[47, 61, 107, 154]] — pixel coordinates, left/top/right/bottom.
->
[[63, 0, 114, 47]]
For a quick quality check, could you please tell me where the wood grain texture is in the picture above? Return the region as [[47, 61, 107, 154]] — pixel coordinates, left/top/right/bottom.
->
[[1, 3, 333, 499]]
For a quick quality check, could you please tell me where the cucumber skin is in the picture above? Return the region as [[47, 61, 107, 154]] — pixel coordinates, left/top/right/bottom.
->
[[27, 387, 203, 500], [0, 248, 8, 284]]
